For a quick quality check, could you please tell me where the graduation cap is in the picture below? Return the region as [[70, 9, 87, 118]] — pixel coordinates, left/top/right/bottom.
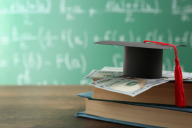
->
[[95, 40, 186, 107]]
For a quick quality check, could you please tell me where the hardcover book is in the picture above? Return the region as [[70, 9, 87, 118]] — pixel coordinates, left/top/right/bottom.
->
[[76, 92, 192, 128]]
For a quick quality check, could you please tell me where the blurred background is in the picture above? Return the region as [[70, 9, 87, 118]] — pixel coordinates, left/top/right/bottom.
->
[[0, 0, 191, 85]]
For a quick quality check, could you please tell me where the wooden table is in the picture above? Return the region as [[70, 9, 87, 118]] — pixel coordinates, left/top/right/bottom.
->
[[0, 86, 138, 128]]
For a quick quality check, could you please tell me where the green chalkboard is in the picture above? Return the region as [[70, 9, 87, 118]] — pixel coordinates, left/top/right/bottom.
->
[[0, 0, 192, 85]]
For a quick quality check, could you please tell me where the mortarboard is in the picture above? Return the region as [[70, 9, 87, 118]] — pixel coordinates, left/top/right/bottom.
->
[[95, 40, 186, 107]]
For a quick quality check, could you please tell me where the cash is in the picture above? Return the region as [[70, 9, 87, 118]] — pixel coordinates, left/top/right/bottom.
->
[[101, 67, 192, 81], [89, 77, 168, 97], [86, 67, 192, 97], [101, 67, 123, 72], [162, 70, 192, 80], [84, 70, 123, 79]]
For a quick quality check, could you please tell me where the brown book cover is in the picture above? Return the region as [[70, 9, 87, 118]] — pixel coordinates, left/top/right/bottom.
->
[[92, 81, 192, 106], [85, 98, 192, 128]]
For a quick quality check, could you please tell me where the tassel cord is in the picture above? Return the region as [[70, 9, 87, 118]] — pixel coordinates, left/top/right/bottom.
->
[[143, 40, 186, 107]]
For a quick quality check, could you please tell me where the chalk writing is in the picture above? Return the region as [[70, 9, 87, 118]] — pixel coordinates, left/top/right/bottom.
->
[[60, 0, 161, 23], [163, 57, 185, 72], [60, 0, 85, 20], [56, 53, 87, 74], [105, 0, 161, 22], [13, 52, 53, 70], [0, 0, 52, 14], [172, 0, 192, 22], [17, 69, 31, 85], [113, 53, 123, 67], [0, 26, 59, 50], [61, 29, 88, 49]]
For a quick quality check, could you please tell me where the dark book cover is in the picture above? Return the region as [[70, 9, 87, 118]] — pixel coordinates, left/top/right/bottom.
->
[[77, 91, 192, 113]]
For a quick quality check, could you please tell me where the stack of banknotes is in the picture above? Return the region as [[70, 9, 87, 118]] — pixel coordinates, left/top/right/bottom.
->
[[84, 67, 192, 97]]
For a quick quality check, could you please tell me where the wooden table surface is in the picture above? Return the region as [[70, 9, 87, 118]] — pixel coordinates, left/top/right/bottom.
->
[[0, 86, 138, 128]]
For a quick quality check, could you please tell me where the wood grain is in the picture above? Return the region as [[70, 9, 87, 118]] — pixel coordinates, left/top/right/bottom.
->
[[0, 86, 136, 128]]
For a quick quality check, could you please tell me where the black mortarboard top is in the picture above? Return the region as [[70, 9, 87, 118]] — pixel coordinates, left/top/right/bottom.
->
[[95, 41, 185, 79]]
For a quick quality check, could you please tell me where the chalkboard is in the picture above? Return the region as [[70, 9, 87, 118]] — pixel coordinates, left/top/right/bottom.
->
[[0, 0, 192, 85]]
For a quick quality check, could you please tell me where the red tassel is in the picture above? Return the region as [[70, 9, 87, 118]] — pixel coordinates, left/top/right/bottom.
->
[[143, 40, 186, 107], [175, 58, 186, 107]]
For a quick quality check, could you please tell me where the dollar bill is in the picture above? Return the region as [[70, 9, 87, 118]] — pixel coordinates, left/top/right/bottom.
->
[[84, 70, 123, 79], [89, 77, 168, 97], [101, 67, 123, 72], [162, 70, 192, 80], [101, 67, 192, 80]]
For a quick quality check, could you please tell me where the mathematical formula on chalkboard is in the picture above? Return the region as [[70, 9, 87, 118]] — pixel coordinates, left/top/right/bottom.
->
[[0, 0, 191, 85]]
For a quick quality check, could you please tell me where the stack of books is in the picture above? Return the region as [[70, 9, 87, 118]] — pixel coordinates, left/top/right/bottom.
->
[[76, 68, 192, 128]]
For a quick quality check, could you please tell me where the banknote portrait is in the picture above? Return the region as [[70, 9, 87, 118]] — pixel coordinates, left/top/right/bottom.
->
[[111, 79, 147, 92]]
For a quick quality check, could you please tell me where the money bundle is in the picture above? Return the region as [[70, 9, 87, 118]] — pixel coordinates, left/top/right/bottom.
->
[[101, 67, 192, 81], [83, 67, 192, 97], [89, 77, 168, 97], [84, 70, 123, 79]]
